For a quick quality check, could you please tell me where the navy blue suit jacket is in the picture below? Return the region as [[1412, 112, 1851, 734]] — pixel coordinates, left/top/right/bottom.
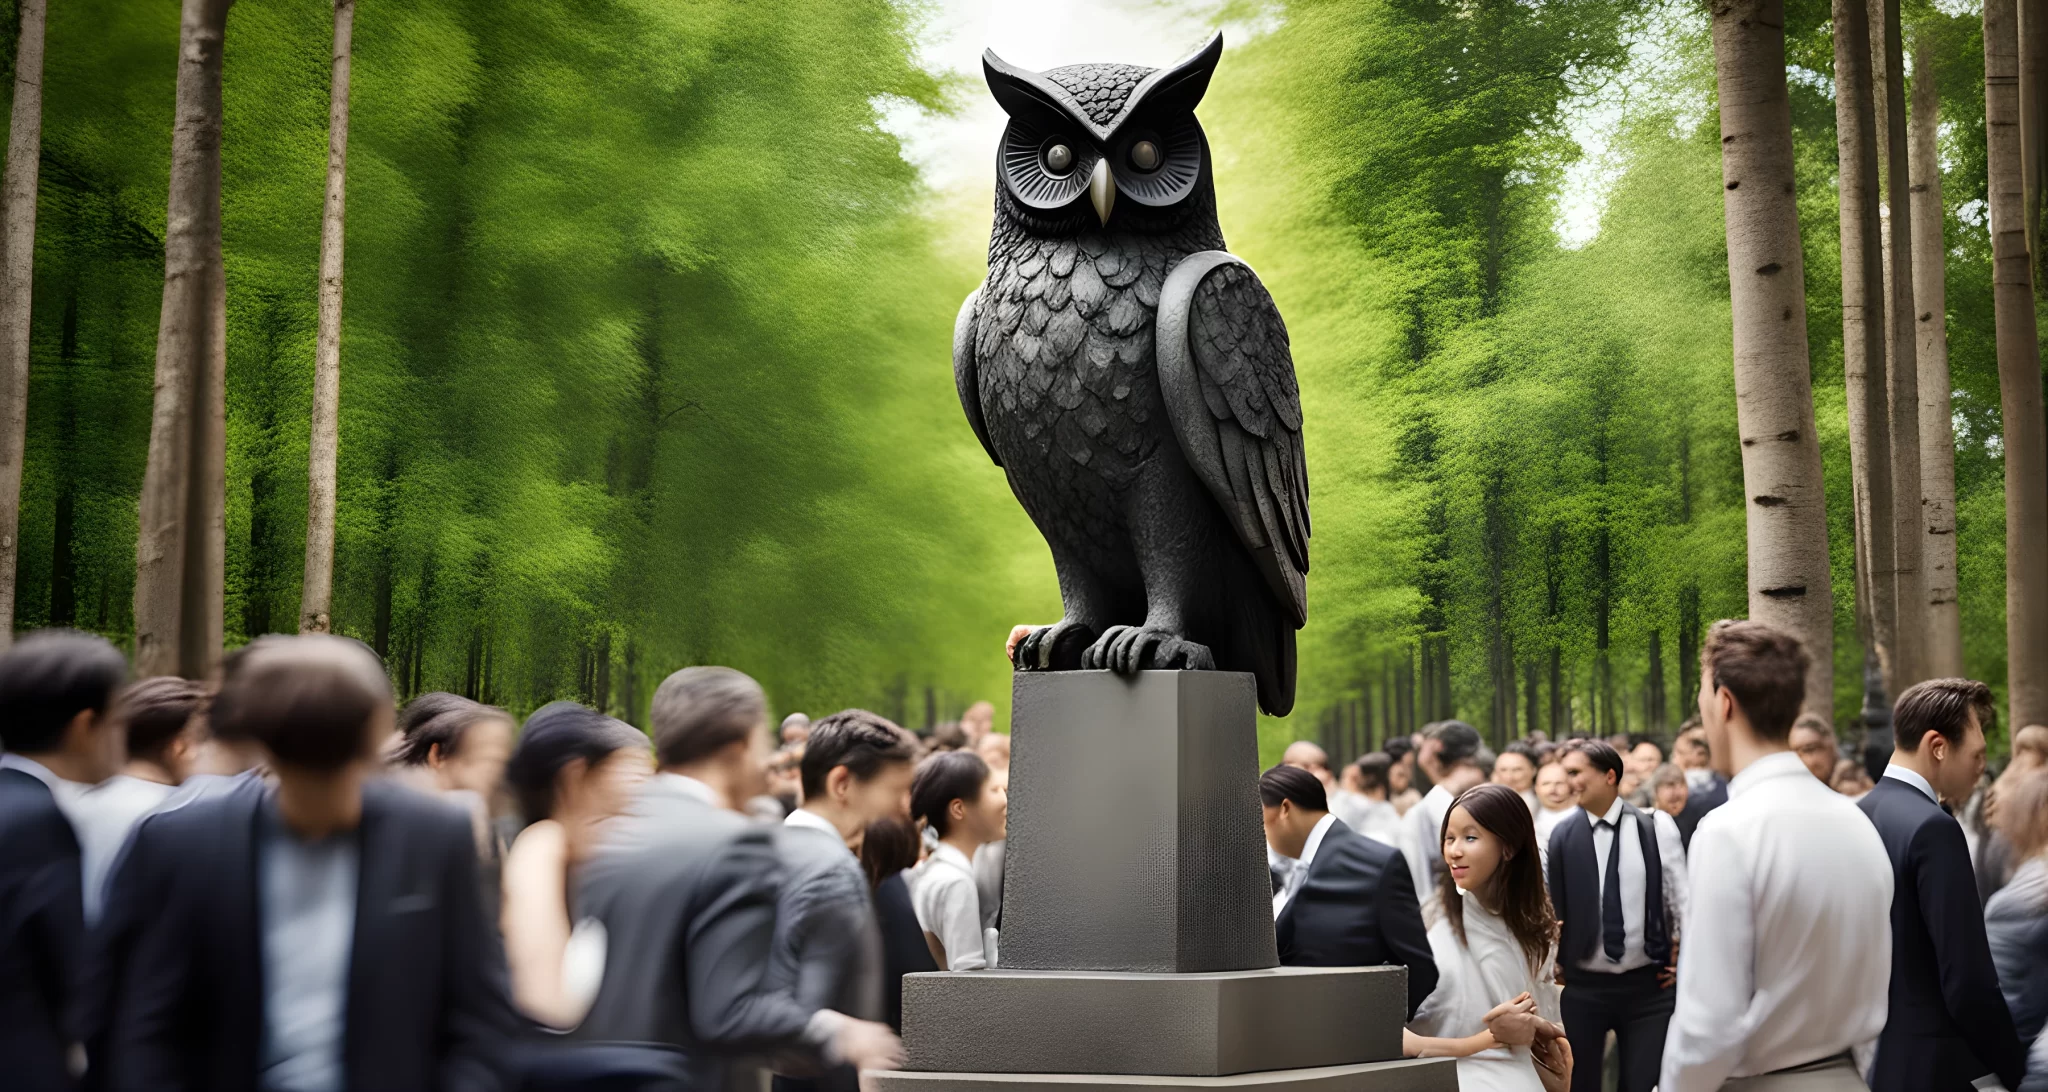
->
[[1275, 818, 1439, 1019], [0, 766, 85, 1091], [1859, 776, 2026, 1092], [94, 778, 519, 1092], [1673, 772, 1726, 850]]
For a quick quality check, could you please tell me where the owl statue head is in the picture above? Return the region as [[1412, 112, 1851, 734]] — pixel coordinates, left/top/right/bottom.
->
[[983, 33, 1221, 237]]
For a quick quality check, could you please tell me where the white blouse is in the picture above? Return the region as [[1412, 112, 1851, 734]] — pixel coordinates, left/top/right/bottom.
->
[[910, 842, 998, 970], [1410, 889, 1560, 1092]]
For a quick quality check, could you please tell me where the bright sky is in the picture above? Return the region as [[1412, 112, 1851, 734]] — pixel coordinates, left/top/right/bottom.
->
[[885, 0, 1620, 242], [883, 0, 1217, 196]]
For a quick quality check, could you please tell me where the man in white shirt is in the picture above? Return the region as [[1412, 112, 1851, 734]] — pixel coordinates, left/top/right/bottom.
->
[[1333, 752, 1405, 847], [1549, 739, 1688, 1092], [68, 675, 207, 923], [1661, 620, 1893, 1092], [1402, 720, 1486, 914]]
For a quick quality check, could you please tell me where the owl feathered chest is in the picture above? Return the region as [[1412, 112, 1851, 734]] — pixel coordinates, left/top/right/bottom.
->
[[974, 225, 1218, 488]]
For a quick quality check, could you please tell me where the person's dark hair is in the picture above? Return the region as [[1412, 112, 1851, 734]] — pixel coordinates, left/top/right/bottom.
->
[[395, 697, 512, 767], [1438, 782, 1557, 974], [398, 691, 472, 738], [911, 750, 990, 838], [0, 629, 128, 755], [211, 635, 392, 771], [1383, 736, 1414, 763], [1501, 740, 1537, 764], [1259, 763, 1329, 811], [927, 720, 968, 752], [1700, 619, 1809, 742], [1893, 677, 1996, 753], [1628, 735, 1662, 758], [859, 815, 923, 888], [1561, 738, 1624, 786], [113, 676, 208, 765], [1354, 752, 1392, 794], [506, 700, 648, 822], [1425, 720, 1482, 766], [801, 709, 918, 797], [650, 666, 766, 768]]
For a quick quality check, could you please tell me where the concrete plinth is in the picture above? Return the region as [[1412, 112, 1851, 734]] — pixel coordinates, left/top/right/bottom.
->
[[895, 672, 1431, 1092], [999, 670, 1276, 974], [901, 966, 1407, 1076], [867, 1060, 1458, 1092]]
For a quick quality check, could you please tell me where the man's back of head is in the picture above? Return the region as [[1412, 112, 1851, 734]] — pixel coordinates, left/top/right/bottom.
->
[[1697, 620, 1808, 779], [652, 667, 766, 769], [213, 634, 393, 773]]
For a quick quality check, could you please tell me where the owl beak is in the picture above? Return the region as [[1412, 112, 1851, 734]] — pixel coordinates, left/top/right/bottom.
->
[[1089, 159, 1115, 226]]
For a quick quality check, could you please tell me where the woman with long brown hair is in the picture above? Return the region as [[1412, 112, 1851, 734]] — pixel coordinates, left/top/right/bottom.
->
[[1405, 782, 1572, 1091]]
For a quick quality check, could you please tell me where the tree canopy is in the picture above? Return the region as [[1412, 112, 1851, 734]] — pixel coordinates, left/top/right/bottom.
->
[[4, 0, 2032, 754]]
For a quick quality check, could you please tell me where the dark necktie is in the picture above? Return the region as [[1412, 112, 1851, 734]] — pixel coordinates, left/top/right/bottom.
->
[[1600, 816, 1626, 961]]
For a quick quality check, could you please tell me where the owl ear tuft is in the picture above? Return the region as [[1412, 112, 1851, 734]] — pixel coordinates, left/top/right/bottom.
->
[[1130, 31, 1223, 117], [983, 49, 1073, 126]]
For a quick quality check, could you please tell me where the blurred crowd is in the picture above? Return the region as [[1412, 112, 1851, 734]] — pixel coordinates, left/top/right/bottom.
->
[[0, 628, 1010, 1092], [4, 621, 2048, 1092]]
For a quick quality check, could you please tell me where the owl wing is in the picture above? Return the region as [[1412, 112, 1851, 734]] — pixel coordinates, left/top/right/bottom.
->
[[1156, 252, 1309, 625], [954, 286, 1001, 467]]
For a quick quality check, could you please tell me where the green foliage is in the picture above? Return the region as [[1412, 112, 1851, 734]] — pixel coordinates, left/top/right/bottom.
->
[[13, 0, 1052, 728], [9, 0, 2030, 754]]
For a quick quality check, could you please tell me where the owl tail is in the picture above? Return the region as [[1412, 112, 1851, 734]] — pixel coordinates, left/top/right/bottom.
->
[[1218, 547, 1297, 717]]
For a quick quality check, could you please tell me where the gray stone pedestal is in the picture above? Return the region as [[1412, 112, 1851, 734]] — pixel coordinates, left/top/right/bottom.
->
[[883, 671, 1452, 1092]]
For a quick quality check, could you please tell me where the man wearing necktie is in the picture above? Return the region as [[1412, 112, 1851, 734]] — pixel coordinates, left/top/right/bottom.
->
[[1548, 738, 1689, 1092]]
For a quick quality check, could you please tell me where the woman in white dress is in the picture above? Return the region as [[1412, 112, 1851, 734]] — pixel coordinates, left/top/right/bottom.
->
[[908, 750, 1006, 970], [1406, 782, 1572, 1092], [499, 702, 651, 1030]]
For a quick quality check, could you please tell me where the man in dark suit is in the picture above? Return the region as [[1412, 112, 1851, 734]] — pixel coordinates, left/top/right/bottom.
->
[[1671, 723, 1726, 850], [96, 635, 519, 1091], [1260, 764, 1437, 1019], [1549, 739, 1688, 1092], [1859, 677, 2027, 1092], [769, 709, 919, 1092], [575, 668, 902, 1091], [0, 631, 127, 1092]]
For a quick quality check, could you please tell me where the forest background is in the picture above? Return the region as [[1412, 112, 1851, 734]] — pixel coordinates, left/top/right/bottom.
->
[[6, 0, 2028, 759]]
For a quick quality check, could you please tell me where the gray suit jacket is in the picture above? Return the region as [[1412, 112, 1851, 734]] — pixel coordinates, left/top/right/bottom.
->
[[574, 777, 821, 1090]]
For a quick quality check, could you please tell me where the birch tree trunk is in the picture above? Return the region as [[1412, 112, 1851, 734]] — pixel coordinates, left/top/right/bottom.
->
[[300, 0, 353, 634], [0, 0, 46, 648], [1836, 0, 1899, 696], [1877, 0, 1926, 691], [1911, 24, 1964, 679], [134, 0, 231, 678], [2021, 0, 2048, 281], [1712, 0, 1835, 715], [1987, 0, 2048, 728]]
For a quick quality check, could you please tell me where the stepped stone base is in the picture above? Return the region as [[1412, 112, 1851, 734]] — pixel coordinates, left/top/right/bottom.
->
[[901, 967, 1408, 1076], [868, 1060, 1458, 1092]]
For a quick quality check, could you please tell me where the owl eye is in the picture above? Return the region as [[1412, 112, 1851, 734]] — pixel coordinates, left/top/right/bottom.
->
[[1044, 143, 1074, 174], [1130, 140, 1161, 171]]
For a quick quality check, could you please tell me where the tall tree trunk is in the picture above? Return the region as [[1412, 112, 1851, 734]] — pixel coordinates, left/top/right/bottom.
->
[[1711, 0, 1836, 715], [1877, 0, 1926, 691], [301, 0, 352, 634], [1836, 0, 1899, 699], [1987, 0, 2048, 728], [0, 0, 46, 647], [135, 0, 231, 678], [2021, 0, 2048, 280], [1912, 24, 1964, 678]]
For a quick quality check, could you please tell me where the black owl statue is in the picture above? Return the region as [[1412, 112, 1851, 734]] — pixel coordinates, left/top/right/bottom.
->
[[955, 33, 1309, 716]]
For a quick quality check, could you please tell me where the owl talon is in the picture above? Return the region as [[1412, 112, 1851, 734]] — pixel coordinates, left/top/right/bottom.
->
[[1013, 620, 1097, 672], [1083, 626, 1216, 674]]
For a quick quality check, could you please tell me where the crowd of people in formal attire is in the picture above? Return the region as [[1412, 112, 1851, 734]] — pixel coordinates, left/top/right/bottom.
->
[[3, 619, 2048, 1091], [1263, 621, 2048, 1092]]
